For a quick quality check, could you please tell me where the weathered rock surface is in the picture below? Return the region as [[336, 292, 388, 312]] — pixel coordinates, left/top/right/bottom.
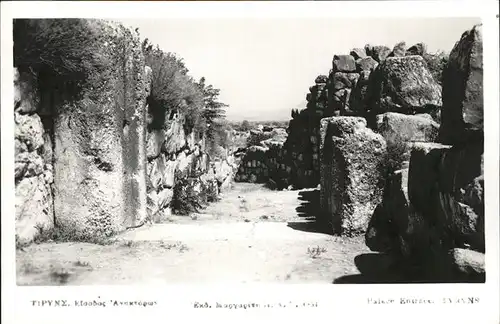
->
[[355, 57, 378, 72], [366, 55, 442, 115], [390, 41, 407, 57], [320, 117, 386, 235], [146, 130, 164, 160], [332, 72, 359, 90], [444, 248, 485, 281], [315, 75, 328, 84], [364, 26, 484, 283], [163, 117, 186, 155], [375, 112, 440, 142], [408, 142, 484, 252], [406, 43, 427, 56], [14, 68, 54, 242], [16, 175, 54, 241], [348, 70, 372, 114], [14, 112, 44, 152], [213, 157, 237, 192], [439, 24, 483, 145], [350, 48, 367, 60], [332, 55, 356, 72], [368, 45, 392, 62], [53, 21, 150, 239]]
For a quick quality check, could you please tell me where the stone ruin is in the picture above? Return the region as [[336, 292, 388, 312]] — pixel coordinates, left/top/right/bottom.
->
[[364, 25, 484, 281], [234, 127, 291, 188], [16, 21, 150, 241], [232, 24, 485, 281], [15, 20, 233, 243], [14, 19, 485, 282], [259, 38, 443, 192]]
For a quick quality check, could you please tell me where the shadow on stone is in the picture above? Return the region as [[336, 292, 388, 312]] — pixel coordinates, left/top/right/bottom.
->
[[333, 253, 412, 284], [333, 252, 486, 284], [287, 189, 332, 235]]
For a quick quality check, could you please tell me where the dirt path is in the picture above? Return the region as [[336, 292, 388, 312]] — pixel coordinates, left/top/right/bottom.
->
[[17, 183, 398, 285]]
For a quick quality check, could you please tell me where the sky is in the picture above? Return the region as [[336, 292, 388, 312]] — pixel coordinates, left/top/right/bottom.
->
[[120, 17, 481, 122]]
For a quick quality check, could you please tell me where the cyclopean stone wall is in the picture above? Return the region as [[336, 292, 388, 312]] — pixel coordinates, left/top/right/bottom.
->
[[277, 40, 442, 190], [145, 113, 219, 222], [15, 69, 55, 242], [51, 21, 151, 240], [14, 19, 234, 243], [319, 117, 386, 235], [365, 24, 485, 282]]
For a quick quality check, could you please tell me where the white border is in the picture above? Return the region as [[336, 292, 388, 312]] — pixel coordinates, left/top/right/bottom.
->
[[2, 1, 499, 324]]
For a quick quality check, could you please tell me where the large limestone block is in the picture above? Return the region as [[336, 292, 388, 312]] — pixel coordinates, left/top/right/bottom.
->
[[146, 130, 165, 160], [14, 112, 44, 151], [389, 41, 407, 57], [355, 57, 378, 72], [406, 43, 427, 56], [331, 72, 359, 90], [320, 117, 387, 235], [147, 155, 176, 190], [375, 112, 440, 142], [53, 20, 149, 239], [15, 151, 44, 180], [348, 70, 372, 114], [15, 174, 54, 241], [163, 118, 186, 155], [408, 142, 484, 252], [350, 48, 367, 60], [147, 188, 173, 219], [366, 55, 442, 115], [439, 24, 483, 145], [332, 55, 356, 73], [445, 248, 485, 281], [366, 45, 392, 62]]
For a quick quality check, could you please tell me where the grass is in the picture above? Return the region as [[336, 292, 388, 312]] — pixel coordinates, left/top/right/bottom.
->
[[379, 130, 409, 176], [74, 260, 91, 268], [15, 234, 30, 251], [49, 267, 72, 285], [30, 223, 117, 246], [20, 261, 40, 274], [307, 245, 327, 259], [159, 241, 189, 252], [120, 240, 135, 248]]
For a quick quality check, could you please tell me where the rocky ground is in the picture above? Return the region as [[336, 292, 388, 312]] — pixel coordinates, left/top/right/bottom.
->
[[15, 183, 411, 285]]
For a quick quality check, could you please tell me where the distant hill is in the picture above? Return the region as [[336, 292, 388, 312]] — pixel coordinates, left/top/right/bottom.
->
[[227, 100, 307, 122]]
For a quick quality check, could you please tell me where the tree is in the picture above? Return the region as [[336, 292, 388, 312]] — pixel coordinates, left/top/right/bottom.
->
[[240, 120, 251, 132], [197, 77, 230, 157], [144, 42, 204, 133]]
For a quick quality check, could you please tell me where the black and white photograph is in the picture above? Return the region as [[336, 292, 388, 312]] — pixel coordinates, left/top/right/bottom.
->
[[1, 1, 499, 323]]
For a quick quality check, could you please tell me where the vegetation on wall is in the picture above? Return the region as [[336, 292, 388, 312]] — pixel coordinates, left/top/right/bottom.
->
[[142, 38, 230, 157], [13, 19, 128, 103]]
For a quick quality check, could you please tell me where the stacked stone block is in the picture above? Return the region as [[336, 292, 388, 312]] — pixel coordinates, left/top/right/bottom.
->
[[365, 25, 485, 282], [14, 69, 55, 242]]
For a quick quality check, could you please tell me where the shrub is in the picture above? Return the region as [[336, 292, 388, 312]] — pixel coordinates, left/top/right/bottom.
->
[[14, 19, 117, 101], [379, 131, 409, 176], [171, 173, 205, 216], [240, 120, 251, 132], [15, 234, 30, 250], [30, 223, 115, 245], [307, 246, 327, 258]]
